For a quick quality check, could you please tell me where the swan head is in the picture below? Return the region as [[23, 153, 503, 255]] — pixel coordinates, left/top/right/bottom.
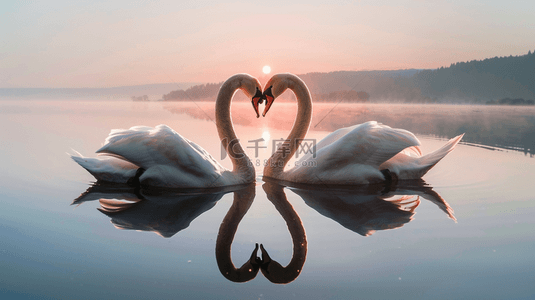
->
[[223, 73, 262, 118], [251, 87, 263, 118], [228, 74, 262, 118], [260, 73, 296, 117], [262, 85, 275, 117], [259, 243, 303, 284]]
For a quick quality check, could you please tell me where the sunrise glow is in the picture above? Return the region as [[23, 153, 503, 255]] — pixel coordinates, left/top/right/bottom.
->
[[1, 2, 533, 87], [261, 130, 271, 143]]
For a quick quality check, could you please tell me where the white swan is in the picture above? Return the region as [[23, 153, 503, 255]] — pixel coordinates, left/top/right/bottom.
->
[[255, 73, 463, 185], [71, 74, 263, 188]]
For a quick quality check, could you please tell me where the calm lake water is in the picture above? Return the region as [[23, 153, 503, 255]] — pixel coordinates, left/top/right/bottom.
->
[[1, 100, 534, 299]]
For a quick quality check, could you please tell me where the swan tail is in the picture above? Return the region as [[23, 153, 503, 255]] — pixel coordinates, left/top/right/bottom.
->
[[70, 151, 138, 183], [416, 134, 464, 175], [70, 153, 100, 174], [397, 184, 456, 221], [419, 189, 456, 221]]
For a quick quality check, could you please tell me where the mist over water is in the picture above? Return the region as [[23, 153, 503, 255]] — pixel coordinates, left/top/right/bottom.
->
[[163, 101, 535, 157]]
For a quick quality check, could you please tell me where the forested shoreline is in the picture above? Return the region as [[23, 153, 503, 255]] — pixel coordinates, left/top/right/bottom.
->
[[161, 51, 535, 105]]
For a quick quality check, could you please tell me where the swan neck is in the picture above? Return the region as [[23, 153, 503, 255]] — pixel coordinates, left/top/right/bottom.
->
[[215, 79, 255, 181], [261, 182, 307, 283], [215, 185, 257, 282], [265, 78, 312, 178]]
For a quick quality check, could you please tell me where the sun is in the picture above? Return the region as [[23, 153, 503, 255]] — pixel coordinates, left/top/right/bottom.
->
[[262, 65, 271, 74]]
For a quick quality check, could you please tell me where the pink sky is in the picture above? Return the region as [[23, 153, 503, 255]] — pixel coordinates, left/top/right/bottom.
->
[[1, 0, 534, 88]]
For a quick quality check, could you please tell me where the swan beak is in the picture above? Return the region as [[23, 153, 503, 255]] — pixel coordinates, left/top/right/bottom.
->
[[259, 243, 272, 266], [250, 243, 262, 267], [251, 87, 263, 118], [262, 86, 275, 117]]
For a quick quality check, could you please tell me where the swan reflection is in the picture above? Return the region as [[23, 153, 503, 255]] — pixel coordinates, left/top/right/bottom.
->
[[260, 181, 307, 284], [73, 182, 141, 205], [73, 182, 245, 237], [269, 178, 455, 236], [72, 182, 307, 284], [71, 178, 452, 283], [215, 182, 307, 284], [215, 184, 260, 282]]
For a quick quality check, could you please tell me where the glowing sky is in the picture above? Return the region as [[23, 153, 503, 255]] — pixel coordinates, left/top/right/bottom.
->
[[1, 0, 534, 88]]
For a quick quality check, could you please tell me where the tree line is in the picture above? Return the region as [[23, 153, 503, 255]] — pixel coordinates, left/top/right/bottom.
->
[[160, 50, 535, 104], [486, 98, 534, 105], [162, 82, 223, 101], [413, 50, 535, 103], [313, 90, 369, 102]]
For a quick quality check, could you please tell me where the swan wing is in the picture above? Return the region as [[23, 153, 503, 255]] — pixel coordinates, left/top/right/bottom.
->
[[313, 125, 355, 150], [96, 125, 224, 175], [316, 121, 421, 168]]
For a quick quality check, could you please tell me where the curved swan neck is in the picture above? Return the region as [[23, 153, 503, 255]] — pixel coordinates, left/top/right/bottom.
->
[[261, 182, 307, 284], [215, 75, 255, 180], [215, 184, 259, 282], [265, 75, 312, 178]]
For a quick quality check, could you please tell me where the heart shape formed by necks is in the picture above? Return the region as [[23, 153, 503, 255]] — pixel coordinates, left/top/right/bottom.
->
[[215, 181, 308, 284]]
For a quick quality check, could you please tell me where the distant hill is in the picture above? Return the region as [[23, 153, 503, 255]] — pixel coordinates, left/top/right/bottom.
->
[[414, 51, 535, 103], [162, 51, 535, 104], [0, 83, 197, 100], [300, 52, 535, 103], [298, 69, 422, 102], [162, 69, 421, 102], [4, 51, 533, 103], [163, 82, 225, 101]]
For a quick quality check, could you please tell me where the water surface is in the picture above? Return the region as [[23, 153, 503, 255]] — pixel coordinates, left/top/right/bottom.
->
[[1, 100, 534, 299]]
